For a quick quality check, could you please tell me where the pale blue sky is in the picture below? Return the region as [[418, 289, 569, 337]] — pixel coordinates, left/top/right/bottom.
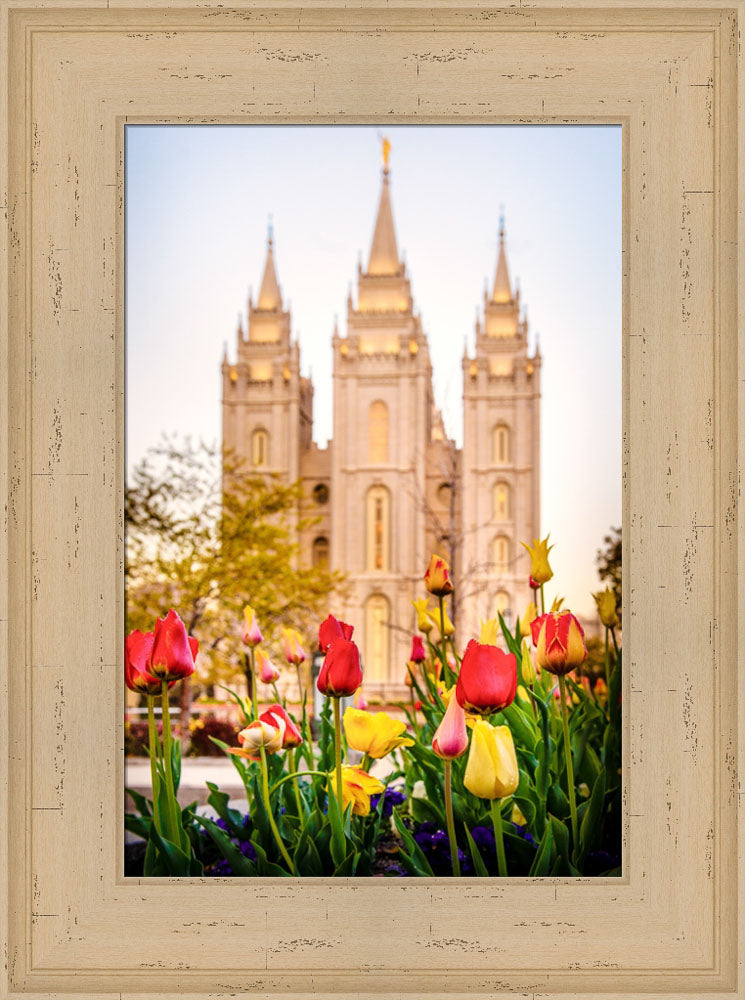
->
[[125, 125, 622, 617]]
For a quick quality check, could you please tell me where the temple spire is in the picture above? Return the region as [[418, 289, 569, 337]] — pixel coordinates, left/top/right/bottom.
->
[[257, 220, 282, 310], [367, 137, 400, 276], [492, 211, 512, 304]]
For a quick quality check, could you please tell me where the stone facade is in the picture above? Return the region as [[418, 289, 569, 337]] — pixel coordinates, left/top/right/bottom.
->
[[222, 159, 541, 699]]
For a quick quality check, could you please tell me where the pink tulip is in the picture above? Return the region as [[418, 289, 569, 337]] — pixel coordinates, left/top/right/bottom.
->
[[432, 694, 469, 760]]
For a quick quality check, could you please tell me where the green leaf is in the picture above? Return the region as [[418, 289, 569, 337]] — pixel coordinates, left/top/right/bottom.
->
[[529, 821, 554, 876], [549, 815, 571, 871], [502, 702, 538, 751], [333, 850, 359, 876], [124, 813, 151, 841], [326, 782, 348, 869], [393, 810, 434, 876], [171, 737, 182, 793], [251, 838, 290, 877], [206, 781, 248, 838], [125, 787, 152, 818], [147, 824, 193, 876], [576, 768, 606, 866], [464, 825, 490, 876], [195, 815, 256, 876], [498, 611, 522, 658]]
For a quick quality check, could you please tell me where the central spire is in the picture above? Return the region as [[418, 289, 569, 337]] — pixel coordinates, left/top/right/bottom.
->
[[257, 221, 282, 311], [492, 212, 513, 304], [367, 137, 400, 277]]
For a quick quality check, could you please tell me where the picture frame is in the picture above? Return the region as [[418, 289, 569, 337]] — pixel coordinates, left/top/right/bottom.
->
[[0, 1, 742, 997]]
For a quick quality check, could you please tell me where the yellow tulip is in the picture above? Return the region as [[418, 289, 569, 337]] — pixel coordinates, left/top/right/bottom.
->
[[518, 602, 538, 639], [480, 617, 499, 644], [332, 765, 385, 816], [550, 594, 565, 612], [593, 586, 619, 628], [511, 802, 528, 826], [520, 640, 536, 685], [521, 534, 554, 585], [464, 721, 519, 800], [343, 707, 414, 759], [426, 606, 455, 638], [412, 597, 434, 634], [424, 553, 453, 597]]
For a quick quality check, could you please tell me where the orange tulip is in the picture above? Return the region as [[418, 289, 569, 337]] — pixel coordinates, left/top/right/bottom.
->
[[424, 554, 453, 597], [533, 611, 587, 675]]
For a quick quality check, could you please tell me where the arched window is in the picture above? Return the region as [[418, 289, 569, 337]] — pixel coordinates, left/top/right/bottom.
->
[[494, 482, 510, 520], [365, 593, 390, 682], [369, 400, 389, 464], [312, 536, 329, 569], [366, 485, 390, 572], [251, 428, 269, 467], [495, 590, 512, 624], [494, 534, 510, 574], [493, 423, 510, 465]]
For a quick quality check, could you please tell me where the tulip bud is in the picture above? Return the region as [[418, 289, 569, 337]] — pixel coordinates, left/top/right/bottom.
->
[[455, 639, 517, 715], [533, 611, 587, 676], [318, 614, 354, 654], [426, 606, 455, 638], [550, 594, 565, 612], [412, 597, 434, 634], [464, 721, 519, 800], [149, 610, 198, 683], [432, 694, 468, 760], [518, 602, 538, 640], [241, 605, 263, 647], [424, 554, 453, 597], [281, 627, 307, 666], [255, 648, 280, 685], [259, 703, 302, 748], [592, 586, 619, 628], [480, 618, 499, 645], [405, 662, 418, 688], [317, 637, 363, 697], [410, 635, 427, 663], [520, 640, 536, 685], [521, 535, 554, 586], [229, 717, 285, 761]]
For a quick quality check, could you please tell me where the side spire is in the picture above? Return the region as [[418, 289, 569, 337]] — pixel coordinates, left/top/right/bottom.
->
[[257, 219, 282, 310], [367, 136, 400, 276], [492, 209, 512, 304]]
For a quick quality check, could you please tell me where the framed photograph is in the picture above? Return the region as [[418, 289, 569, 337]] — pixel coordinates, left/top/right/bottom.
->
[[1, 1, 742, 998]]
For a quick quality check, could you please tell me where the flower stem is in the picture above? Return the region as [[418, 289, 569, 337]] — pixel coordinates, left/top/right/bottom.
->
[[438, 595, 451, 683], [269, 769, 327, 796], [443, 761, 460, 877], [558, 674, 579, 848], [249, 649, 258, 721], [491, 798, 508, 877], [604, 627, 610, 689], [146, 695, 161, 833], [292, 746, 304, 817], [333, 696, 343, 810], [160, 681, 181, 846], [540, 583, 546, 616], [259, 745, 295, 873]]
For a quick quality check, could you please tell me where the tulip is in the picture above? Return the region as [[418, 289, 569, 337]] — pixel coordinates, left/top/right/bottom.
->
[[432, 695, 468, 761], [437, 682, 456, 707], [344, 707, 414, 759], [520, 640, 536, 685], [281, 627, 307, 665], [405, 662, 418, 688], [594, 676, 608, 705], [593, 586, 619, 628], [521, 535, 554, 586], [354, 688, 369, 711], [480, 618, 499, 645], [333, 765, 385, 816], [149, 609, 198, 682], [424, 553, 453, 597], [260, 703, 303, 748], [255, 648, 280, 685], [464, 721, 519, 877], [550, 594, 565, 612], [412, 597, 434, 634], [228, 716, 285, 761], [410, 635, 427, 663], [518, 602, 538, 640], [533, 611, 587, 676], [317, 637, 363, 698], [318, 613, 354, 653], [241, 605, 263, 647], [426, 607, 454, 638], [456, 639, 517, 715], [125, 629, 162, 696]]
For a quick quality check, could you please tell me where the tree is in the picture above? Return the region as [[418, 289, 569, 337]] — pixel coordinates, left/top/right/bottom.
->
[[126, 436, 345, 728], [596, 525, 622, 621]]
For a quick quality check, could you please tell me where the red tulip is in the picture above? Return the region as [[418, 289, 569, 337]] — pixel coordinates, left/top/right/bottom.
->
[[410, 635, 427, 663], [455, 639, 517, 715], [260, 703, 303, 748], [149, 610, 198, 682], [318, 614, 354, 653], [125, 630, 164, 696], [317, 637, 363, 697]]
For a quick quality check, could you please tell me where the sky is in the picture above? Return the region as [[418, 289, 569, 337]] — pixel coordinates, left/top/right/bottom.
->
[[125, 124, 622, 617]]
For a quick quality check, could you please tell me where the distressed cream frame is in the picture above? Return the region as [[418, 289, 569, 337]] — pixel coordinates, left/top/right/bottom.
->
[[0, 2, 743, 998]]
